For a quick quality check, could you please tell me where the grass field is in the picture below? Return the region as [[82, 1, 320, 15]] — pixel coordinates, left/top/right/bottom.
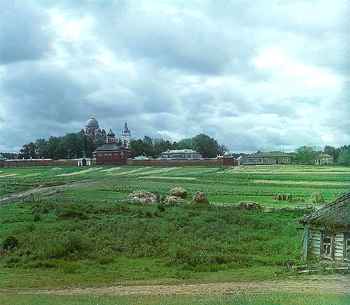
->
[[1, 293, 350, 305], [0, 164, 349, 303]]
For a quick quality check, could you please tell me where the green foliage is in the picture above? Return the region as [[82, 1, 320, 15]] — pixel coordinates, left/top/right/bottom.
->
[[19, 133, 97, 160], [1, 164, 349, 285], [130, 133, 227, 158], [0, 198, 304, 272], [2, 236, 19, 251], [295, 146, 319, 164], [324, 145, 339, 160], [338, 146, 350, 166], [19, 142, 37, 159]]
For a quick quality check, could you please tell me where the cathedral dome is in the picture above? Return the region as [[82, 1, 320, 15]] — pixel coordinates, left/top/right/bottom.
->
[[122, 121, 130, 134], [86, 114, 99, 127], [107, 128, 115, 136]]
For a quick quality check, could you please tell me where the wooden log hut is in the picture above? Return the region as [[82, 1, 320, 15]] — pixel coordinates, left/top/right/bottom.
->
[[296, 191, 350, 261]]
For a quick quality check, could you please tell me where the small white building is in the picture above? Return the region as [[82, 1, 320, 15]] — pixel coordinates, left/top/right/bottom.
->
[[160, 149, 202, 159], [78, 158, 91, 166], [315, 154, 334, 165]]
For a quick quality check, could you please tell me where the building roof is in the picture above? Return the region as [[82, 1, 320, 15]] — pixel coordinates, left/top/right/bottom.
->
[[86, 113, 99, 127], [315, 154, 333, 159], [95, 142, 121, 151], [223, 151, 234, 158], [134, 155, 149, 160], [162, 149, 199, 155], [122, 121, 130, 134], [245, 151, 291, 158], [107, 128, 115, 136], [297, 191, 350, 231]]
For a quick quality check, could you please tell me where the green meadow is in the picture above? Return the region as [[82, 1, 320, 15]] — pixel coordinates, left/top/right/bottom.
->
[[0, 165, 349, 303]]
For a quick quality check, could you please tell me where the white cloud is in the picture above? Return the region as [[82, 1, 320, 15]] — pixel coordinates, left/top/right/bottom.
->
[[0, 0, 349, 153]]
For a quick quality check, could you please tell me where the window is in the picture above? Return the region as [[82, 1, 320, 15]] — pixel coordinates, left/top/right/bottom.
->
[[345, 234, 350, 260], [321, 232, 333, 258]]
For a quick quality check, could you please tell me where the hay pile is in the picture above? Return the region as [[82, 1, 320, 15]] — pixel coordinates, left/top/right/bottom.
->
[[236, 201, 262, 211], [164, 187, 187, 205], [169, 187, 187, 198], [129, 190, 157, 205], [310, 192, 325, 204], [191, 191, 210, 205], [164, 196, 184, 205]]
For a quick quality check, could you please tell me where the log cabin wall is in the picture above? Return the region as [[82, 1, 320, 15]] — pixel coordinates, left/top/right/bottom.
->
[[308, 230, 321, 259], [307, 229, 348, 261]]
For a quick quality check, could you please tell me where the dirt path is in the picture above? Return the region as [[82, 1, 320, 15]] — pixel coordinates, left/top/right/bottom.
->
[[3, 275, 350, 295]]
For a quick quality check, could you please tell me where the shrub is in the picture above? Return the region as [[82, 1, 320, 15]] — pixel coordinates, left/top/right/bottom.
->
[[33, 213, 41, 222], [2, 236, 19, 251], [55, 204, 88, 220]]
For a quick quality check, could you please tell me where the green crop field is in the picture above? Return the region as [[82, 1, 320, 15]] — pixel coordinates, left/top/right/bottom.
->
[[0, 165, 349, 303]]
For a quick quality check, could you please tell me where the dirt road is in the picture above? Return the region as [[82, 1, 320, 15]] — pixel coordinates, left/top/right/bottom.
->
[[3, 275, 350, 296]]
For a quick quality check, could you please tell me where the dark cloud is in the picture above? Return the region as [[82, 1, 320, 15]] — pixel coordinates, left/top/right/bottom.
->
[[0, 0, 53, 64], [0, 0, 349, 153]]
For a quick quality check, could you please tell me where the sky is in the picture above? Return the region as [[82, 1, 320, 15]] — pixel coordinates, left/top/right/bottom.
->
[[1, 0, 349, 153]]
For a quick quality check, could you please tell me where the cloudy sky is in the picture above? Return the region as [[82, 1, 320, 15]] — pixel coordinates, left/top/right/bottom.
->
[[1, 0, 349, 153]]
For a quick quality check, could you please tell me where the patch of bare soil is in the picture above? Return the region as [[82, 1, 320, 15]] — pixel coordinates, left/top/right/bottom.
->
[[3, 275, 350, 296], [0, 180, 98, 203]]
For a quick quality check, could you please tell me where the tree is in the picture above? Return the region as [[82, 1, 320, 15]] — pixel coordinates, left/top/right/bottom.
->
[[19, 142, 37, 159], [129, 139, 144, 157], [177, 138, 196, 150], [154, 138, 172, 157], [324, 145, 339, 160], [46, 136, 63, 160], [193, 134, 221, 158], [295, 146, 318, 164], [35, 138, 48, 158], [61, 133, 84, 159], [338, 147, 350, 166], [142, 136, 154, 157]]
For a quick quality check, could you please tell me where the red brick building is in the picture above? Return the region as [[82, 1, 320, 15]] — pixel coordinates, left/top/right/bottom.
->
[[93, 128, 131, 165], [93, 143, 131, 165]]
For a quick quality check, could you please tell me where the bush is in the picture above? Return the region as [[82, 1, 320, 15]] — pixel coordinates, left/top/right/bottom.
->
[[33, 213, 41, 222], [55, 204, 88, 220], [2, 236, 19, 251]]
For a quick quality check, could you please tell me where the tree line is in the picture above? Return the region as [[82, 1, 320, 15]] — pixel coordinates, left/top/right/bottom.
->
[[8, 133, 350, 165], [294, 145, 350, 165], [15, 133, 227, 159], [130, 133, 228, 158], [18, 133, 103, 159]]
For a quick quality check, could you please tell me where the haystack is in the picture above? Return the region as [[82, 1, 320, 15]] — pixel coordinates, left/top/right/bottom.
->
[[191, 191, 210, 205], [164, 196, 184, 205], [236, 201, 262, 211], [169, 187, 187, 198], [129, 190, 157, 205], [309, 192, 325, 204]]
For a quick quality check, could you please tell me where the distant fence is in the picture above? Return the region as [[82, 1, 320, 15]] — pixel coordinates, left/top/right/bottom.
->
[[4, 157, 236, 167], [4, 159, 97, 167]]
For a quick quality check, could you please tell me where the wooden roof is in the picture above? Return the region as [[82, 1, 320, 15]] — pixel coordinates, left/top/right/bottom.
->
[[297, 191, 350, 231]]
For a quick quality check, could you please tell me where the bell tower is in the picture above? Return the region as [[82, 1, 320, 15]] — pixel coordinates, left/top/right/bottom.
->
[[121, 120, 131, 147]]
